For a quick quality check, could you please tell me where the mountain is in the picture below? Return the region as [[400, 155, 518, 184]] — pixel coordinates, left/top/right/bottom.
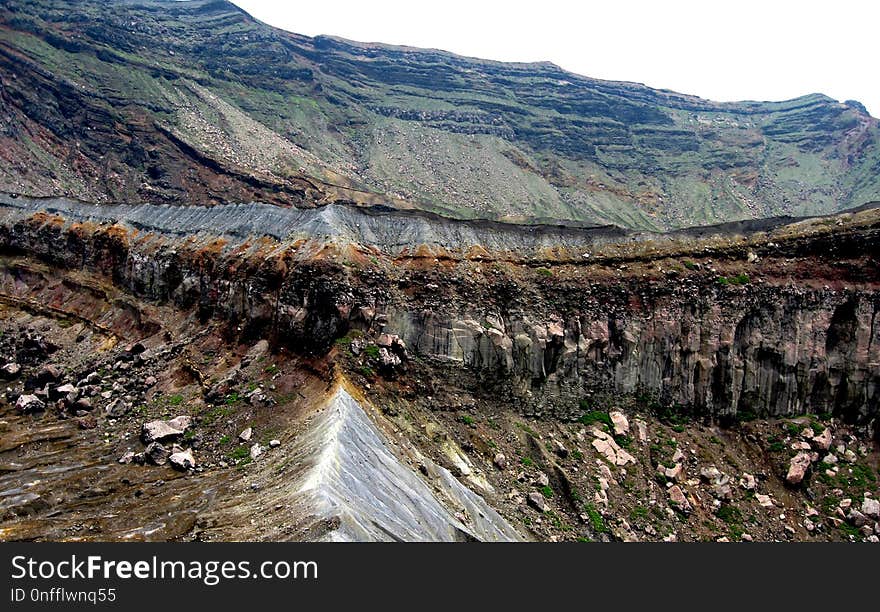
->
[[1, 0, 879, 230]]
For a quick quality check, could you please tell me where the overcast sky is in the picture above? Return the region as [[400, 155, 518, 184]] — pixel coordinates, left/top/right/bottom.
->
[[230, 1, 877, 117]]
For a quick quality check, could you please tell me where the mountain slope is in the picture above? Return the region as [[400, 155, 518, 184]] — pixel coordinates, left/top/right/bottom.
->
[[1, 0, 879, 229]]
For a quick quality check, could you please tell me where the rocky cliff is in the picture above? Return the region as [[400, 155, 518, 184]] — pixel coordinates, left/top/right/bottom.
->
[[1, 0, 880, 229], [1, 197, 877, 430]]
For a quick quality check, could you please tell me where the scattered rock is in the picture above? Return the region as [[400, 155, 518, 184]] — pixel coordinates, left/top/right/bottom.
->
[[118, 451, 136, 464], [76, 415, 98, 429], [238, 427, 253, 442], [143, 375, 157, 387], [249, 443, 263, 460], [493, 453, 507, 470], [534, 472, 550, 487], [268, 439, 281, 448], [739, 473, 756, 491]]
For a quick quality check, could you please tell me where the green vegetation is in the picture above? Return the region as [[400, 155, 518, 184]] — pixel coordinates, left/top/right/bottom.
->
[[219, 435, 231, 445], [459, 414, 475, 426], [767, 436, 786, 453], [540, 485, 554, 499], [364, 344, 381, 358], [229, 446, 250, 461], [717, 273, 750, 286], [515, 422, 539, 438], [736, 408, 759, 422], [264, 364, 278, 375], [521, 457, 534, 467], [545, 511, 569, 531], [630, 505, 649, 520], [202, 405, 233, 425], [682, 260, 697, 270], [578, 408, 612, 429], [785, 422, 805, 437], [535, 267, 553, 277], [168, 394, 184, 406], [583, 503, 608, 534]]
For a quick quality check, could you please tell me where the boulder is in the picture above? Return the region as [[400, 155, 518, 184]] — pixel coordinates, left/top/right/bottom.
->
[[739, 473, 756, 491], [378, 347, 401, 369], [169, 448, 196, 471], [74, 398, 93, 412], [552, 439, 568, 458], [247, 388, 276, 408], [527, 491, 550, 513], [811, 427, 833, 451], [663, 463, 683, 482], [591, 429, 635, 466], [634, 419, 648, 443], [609, 411, 629, 436], [33, 364, 63, 385], [862, 498, 880, 520], [668, 485, 692, 513], [141, 416, 191, 443], [785, 452, 812, 485], [847, 509, 868, 528], [238, 427, 253, 442], [15, 394, 45, 413], [250, 443, 263, 460], [105, 398, 127, 418], [1, 362, 21, 379], [756, 494, 774, 508], [145, 442, 170, 465], [700, 466, 722, 483]]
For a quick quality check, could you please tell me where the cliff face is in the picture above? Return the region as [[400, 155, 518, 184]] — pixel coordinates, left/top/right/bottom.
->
[[1, 200, 877, 429], [387, 286, 880, 425], [1, 0, 880, 228]]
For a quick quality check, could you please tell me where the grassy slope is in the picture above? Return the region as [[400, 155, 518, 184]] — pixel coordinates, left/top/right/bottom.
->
[[0, 0, 878, 229]]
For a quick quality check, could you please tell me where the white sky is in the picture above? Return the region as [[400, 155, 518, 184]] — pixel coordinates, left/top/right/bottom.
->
[[230, 0, 878, 116]]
